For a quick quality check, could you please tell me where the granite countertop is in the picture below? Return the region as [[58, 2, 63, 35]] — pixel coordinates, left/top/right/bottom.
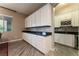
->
[[55, 27, 78, 35], [22, 31, 52, 37], [55, 31, 78, 35]]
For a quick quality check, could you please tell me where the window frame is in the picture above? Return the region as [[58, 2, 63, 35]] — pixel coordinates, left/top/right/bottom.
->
[[0, 14, 13, 33]]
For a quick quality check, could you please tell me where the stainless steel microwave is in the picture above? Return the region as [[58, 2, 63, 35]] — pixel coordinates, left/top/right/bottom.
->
[[61, 20, 72, 26]]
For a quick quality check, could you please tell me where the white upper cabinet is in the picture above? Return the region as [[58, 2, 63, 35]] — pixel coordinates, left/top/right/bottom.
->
[[35, 9, 41, 26], [30, 13, 36, 27], [55, 10, 79, 27], [25, 16, 31, 27], [40, 4, 51, 26], [25, 4, 52, 27], [54, 16, 61, 27], [72, 10, 79, 26]]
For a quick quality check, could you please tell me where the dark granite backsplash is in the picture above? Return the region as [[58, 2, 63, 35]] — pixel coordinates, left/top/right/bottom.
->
[[24, 26, 52, 32], [22, 31, 52, 37], [22, 26, 52, 37]]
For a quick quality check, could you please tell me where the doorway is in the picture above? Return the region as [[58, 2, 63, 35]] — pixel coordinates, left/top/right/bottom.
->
[[53, 3, 78, 56]]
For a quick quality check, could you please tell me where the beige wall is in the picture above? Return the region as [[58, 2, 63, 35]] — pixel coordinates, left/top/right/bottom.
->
[[55, 3, 79, 15], [0, 7, 26, 40]]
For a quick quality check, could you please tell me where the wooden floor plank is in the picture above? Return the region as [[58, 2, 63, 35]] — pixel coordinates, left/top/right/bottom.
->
[[0, 40, 78, 56]]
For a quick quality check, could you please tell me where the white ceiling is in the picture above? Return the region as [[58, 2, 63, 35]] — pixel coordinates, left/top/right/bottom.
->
[[0, 3, 45, 16]]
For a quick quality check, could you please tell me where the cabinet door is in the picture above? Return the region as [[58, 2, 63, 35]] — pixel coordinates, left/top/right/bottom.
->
[[72, 11, 79, 26], [41, 4, 51, 26], [25, 17, 29, 27], [25, 12, 36, 27], [67, 34, 74, 47], [35, 9, 41, 26], [44, 36, 52, 53], [30, 13, 36, 27], [55, 33, 75, 47], [54, 16, 61, 27], [62, 12, 72, 21], [28, 34, 36, 46], [25, 18, 27, 27], [33, 35, 51, 54], [29, 15, 32, 27], [23, 33, 28, 42], [26, 16, 32, 27], [55, 33, 59, 42], [61, 34, 75, 47], [75, 11, 79, 26], [55, 33, 64, 44], [22, 33, 26, 40], [35, 35, 45, 52]]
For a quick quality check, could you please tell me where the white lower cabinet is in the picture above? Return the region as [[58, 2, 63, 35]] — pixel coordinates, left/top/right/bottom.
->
[[55, 33, 75, 47], [23, 33, 52, 54]]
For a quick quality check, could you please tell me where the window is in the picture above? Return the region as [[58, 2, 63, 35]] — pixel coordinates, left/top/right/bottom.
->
[[0, 16, 3, 33], [0, 15, 12, 33]]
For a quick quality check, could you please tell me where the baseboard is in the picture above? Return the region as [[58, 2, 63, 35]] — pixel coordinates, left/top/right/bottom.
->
[[55, 42, 75, 49], [8, 39, 23, 43], [0, 39, 23, 44]]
